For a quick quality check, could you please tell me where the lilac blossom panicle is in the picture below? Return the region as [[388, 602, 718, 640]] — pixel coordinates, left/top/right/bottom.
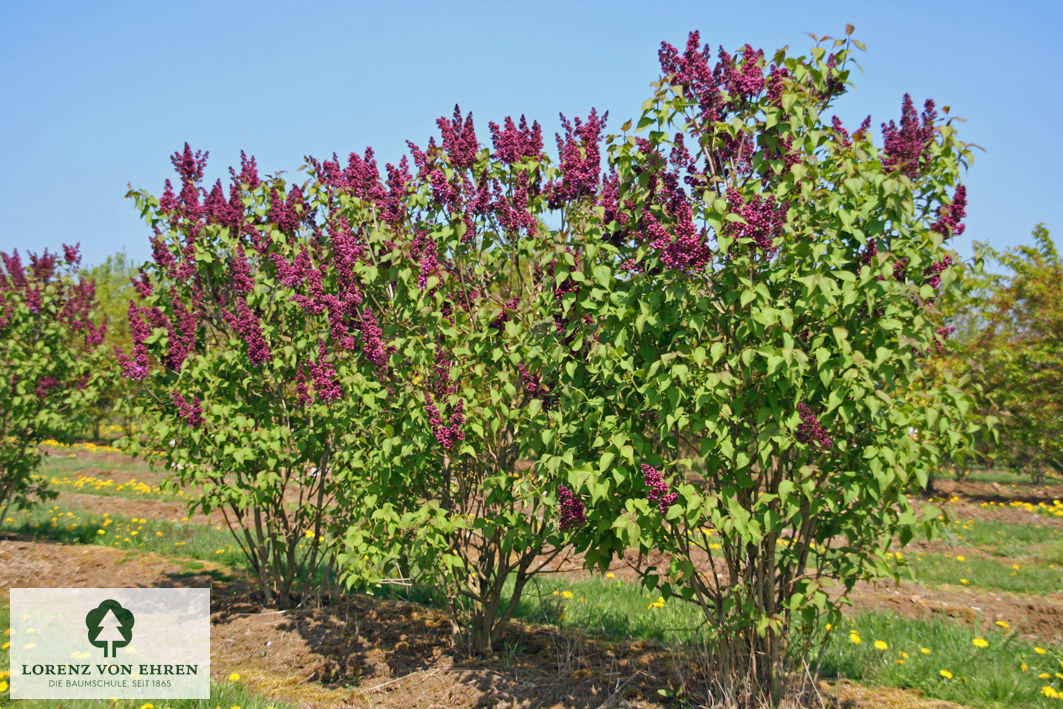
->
[[489, 115, 543, 165], [881, 95, 937, 179], [116, 303, 151, 379], [930, 185, 967, 239], [308, 339, 343, 402], [641, 464, 678, 514], [548, 109, 607, 209], [557, 484, 586, 531], [795, 403, 833, 450], [222, 296, 271, 366], [172, 390, 204, 427], [723, 188, 789, 256]]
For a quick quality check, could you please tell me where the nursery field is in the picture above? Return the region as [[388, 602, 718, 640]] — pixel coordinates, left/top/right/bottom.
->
[[1, 443, 1061, 708]]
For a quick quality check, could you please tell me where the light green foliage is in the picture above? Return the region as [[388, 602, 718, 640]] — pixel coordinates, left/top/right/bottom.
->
[[571, 31, 978, 702], [123, 158, 389, 608], [956, 226, 1062, 482], [0, 248, 106, 519]]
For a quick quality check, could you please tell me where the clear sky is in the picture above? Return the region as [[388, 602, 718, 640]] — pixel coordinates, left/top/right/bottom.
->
[[2, 0, 1060, 267]]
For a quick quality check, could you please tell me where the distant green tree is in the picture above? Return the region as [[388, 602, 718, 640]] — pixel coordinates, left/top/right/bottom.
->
[[956, 225, 1061, 482], [81, 251, 140, 440]]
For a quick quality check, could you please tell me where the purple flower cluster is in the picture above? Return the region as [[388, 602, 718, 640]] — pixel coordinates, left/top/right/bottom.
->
[[171, 390, 204, 427], [881, 95, 937, 179], [557, 484, 586, 531], [489, 115, 543, 165], [930, 185, 967, 239], [547, 109, 607, 209], [641, 464, 677, 514], [516, 361, 557, 410], [116, 303, 151, 379], [722, 188, 790, 256], [795, 403, 833, 450], [489, 296, 520, 330], [222, 297, 270, 366], [424, 346, 465, 449], [437, 105, 480, 170], [308, 339, 343, 402], [893, 257, 909, 282], [922, 255, 955, 290]]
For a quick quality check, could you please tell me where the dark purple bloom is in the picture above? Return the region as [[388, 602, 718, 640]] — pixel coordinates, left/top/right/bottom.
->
[[641, 464, 678, 514], [881, 95, 937, 179], [172, 390, 204, 427], [557, 484, 586, 531], [795, 403, 833, 450]]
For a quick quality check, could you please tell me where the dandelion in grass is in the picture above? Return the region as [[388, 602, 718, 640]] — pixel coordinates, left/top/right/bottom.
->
[[1039, 673, 1052, 679], [849, 633, 861, 645], [1036, 647, 1047, 654], [561, 590, 574, 599], [0, 680, 7, 692], [874, 640, 888, 651], [959, 578, 968, 585], [1043, 686, 1061, 699], [939, 669, 953, 679], [228, 672, 240, 681], [972, 638, 989, 649], [921, 647, 931, 655], [606, 572, 615, 579], [955, 555, 965, 561], [1021, 663, 1028, 671], [995, 620, 1009, 628], [140, 704, 154, 709]]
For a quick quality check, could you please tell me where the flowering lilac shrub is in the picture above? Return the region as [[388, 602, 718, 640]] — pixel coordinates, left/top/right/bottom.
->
[[123, 145, 395, 608], [571, 28, 978, 704], [0, 245, 106, 519], [331, 106, 604, 653]]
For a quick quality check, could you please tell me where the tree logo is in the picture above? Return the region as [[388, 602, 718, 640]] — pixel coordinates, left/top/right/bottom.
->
[[85, 599, 134, 658]]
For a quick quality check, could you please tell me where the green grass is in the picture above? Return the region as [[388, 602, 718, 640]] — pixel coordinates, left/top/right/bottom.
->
[[942, 467, 1063, 486], [1, 504, 245, 572], [821, 612, 1063, 708], [34, 454, 183, 503], [0, 603, 296, 709], [942, 518, 1063, 564], [905, 552, 1063, 595]]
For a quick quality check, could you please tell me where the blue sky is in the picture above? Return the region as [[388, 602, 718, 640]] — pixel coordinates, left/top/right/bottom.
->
[[2, 1, 1060, 267]]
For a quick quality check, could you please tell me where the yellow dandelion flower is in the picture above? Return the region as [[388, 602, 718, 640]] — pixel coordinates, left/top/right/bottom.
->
[[0, 679, 7, 692], [874, 640, 888, 651], [849, 633, 861, 645], [901, 651, 909, 659], [1021, 663, 1028, 671], [228, 672, 240, 681], [1035, 647, 1047, 654], [959, 578, 968, 585], [304, 529, 315, 539], [606, 572, 615, 579], [995, 620, 1009, 628], [561, 590, 574, 599], [825, 623, 832, 631], [140, 704, 154, 709], [939, 669, 953, 679], [955, 555, 965, 561], [1039, 673, 1051, 679], [921, 647, 931, 655], [2, 641, 9, 650], [1043, 686, 1060, 699], [97, 529, 106, 535], [972, 638, 989, 649]]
